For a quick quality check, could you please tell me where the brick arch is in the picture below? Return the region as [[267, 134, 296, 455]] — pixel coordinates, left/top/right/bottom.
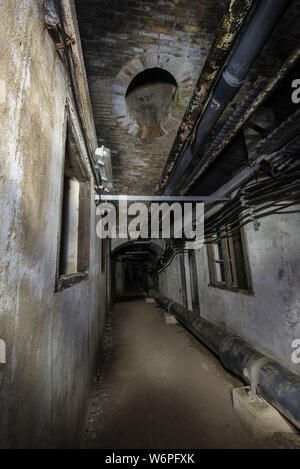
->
[[111, 54, 193, 139]]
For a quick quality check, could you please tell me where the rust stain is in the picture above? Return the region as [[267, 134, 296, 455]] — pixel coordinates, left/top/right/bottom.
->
[[157, 0, 255, 194]]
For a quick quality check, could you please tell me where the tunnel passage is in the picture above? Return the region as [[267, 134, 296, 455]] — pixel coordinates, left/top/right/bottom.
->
[[111, 240, 161, 300], [2, 0, 300, 450]]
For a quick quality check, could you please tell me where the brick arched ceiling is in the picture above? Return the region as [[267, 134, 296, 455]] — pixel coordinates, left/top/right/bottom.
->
[[75, 0, 227, 194]]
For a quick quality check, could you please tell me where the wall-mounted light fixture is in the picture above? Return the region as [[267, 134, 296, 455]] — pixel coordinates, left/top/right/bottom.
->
[[95, 146, 113, 192]]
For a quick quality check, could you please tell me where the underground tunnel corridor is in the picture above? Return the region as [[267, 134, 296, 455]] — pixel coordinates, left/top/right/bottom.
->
[[1, 0, 300, 452], [83, 297, 297, 449], [83, 298, 256, 449]]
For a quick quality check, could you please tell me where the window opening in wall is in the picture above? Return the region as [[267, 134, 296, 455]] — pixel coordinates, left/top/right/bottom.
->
[[206, 224, 251, 293], [56, 118, 91, 291], [59, 175, 80, 276]]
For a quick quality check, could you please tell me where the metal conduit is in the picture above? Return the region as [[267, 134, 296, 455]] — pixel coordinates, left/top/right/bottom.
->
[[181, 45, 300, 195]]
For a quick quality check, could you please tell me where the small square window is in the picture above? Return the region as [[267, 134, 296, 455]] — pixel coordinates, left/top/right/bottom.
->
[[206, 224, 252, 293], [59, 175, 80, 276]]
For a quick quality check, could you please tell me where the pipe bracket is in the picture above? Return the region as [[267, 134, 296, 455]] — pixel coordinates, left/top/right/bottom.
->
[[244, 357, 272, 398]]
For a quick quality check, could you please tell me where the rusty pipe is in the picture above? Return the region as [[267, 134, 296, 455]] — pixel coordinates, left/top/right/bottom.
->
[[164, 0, 291, 196], [181, 45, 300, 195], [157, 0, 256, 194]]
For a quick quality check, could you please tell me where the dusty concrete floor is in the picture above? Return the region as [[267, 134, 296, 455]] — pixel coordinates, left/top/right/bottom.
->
[[83, 299, 300, 449]]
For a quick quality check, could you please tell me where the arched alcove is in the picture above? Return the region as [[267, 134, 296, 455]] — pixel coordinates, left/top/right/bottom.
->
[[111, 54, 193, 141], [125, 68, 178, 141]]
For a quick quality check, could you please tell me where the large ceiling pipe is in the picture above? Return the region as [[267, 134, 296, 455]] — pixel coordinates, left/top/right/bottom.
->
[[157, 0, 255, 194], [150, 289, 300, 431], [164, 0, 291, 195], [181, 45, 300, 195]]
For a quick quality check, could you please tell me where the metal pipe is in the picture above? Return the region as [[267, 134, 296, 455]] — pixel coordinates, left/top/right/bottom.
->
[[181, 45, 300, 195], [164, 0, 291, 196], [150, 290, 300, 430], [96, 194, 228, 202], [157, 0, 256, 194], [58, 0, 101, 190]]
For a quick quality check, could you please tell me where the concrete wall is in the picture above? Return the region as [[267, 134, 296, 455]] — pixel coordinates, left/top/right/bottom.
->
[[194, 212, 300, 377], [0, 0, 106, 448], [159, 252, 185, 307], [158, 212, 300, 377]]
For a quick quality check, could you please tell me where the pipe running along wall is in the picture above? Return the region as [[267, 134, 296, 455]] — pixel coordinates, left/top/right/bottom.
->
[[157, 0, 255, 194], [150, 290, 300, 431], [164, 0, 291, 195], [181, 45, 300, 195]]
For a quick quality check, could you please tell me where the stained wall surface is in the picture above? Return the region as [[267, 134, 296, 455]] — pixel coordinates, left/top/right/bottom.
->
[[0, 0, 107, 448], [158, 212, 300, 377]]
